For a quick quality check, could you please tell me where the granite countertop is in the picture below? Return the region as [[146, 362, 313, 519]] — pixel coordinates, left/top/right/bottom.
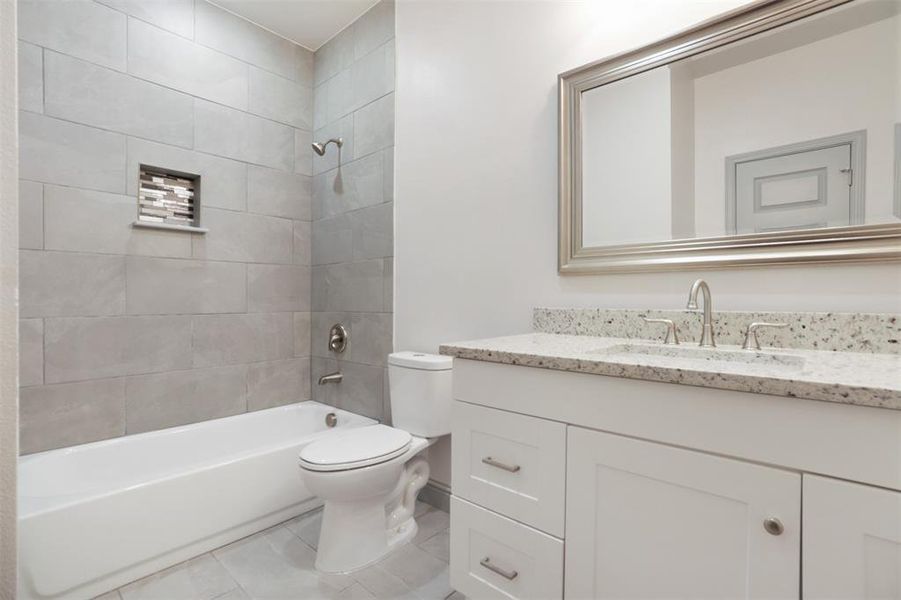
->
[[439, 333, 901, 410]]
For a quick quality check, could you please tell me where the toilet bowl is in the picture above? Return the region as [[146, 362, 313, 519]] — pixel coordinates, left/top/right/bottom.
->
[[299, 425, 433, 573], [299, 351, 453, 573]]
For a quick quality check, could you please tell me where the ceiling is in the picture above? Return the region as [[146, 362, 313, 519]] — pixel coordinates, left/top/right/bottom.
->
[[209, 0, 380, 51]]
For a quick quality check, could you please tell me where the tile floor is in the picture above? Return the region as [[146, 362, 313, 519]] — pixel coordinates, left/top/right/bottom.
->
[[95, 502, 464, 600]]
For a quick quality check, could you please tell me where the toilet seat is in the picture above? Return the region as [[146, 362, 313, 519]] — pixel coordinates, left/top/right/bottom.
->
[[300, 425, 412, 472]]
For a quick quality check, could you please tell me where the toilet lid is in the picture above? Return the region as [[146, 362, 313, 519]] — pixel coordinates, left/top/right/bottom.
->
[[299, 425, 412, 472]]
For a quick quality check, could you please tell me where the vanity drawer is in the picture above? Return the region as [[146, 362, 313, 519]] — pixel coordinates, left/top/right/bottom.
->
[[452, 401, 566, 536], [450, 496, 563, 600]]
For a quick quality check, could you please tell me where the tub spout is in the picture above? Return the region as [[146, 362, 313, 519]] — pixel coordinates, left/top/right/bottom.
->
[[318, 372, 343, 385]]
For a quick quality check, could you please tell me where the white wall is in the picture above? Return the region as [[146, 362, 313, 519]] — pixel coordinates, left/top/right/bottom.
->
[[395, 0, 901, 487], [581, 67, 671, 245], [0, 0, 17, 594]]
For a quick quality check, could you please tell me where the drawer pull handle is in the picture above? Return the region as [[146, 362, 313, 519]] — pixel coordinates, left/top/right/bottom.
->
[[482, 456, 521, 473], [480, 557, 518, 581]]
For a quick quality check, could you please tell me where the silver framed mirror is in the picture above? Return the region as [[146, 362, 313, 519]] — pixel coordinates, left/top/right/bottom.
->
[[559, 0, 901, 274]]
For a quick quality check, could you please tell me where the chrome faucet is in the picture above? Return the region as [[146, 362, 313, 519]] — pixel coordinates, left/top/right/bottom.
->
[[686, 279, 716, 347], [318, 372, 343, 385]]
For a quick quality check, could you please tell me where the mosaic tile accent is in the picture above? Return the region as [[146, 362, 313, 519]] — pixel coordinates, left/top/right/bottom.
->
[[138, 166, 198, 226]]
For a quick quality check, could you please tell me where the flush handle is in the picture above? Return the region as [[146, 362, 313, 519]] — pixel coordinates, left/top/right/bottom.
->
[[480, 557, 518, 581], [482, 456, 520, 473]]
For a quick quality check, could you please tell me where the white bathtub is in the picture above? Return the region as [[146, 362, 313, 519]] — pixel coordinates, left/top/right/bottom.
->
[[18, 402, 375, 600]]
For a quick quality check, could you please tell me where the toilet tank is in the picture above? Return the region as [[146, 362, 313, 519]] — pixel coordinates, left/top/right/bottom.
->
[[387, 352, 453, 438]]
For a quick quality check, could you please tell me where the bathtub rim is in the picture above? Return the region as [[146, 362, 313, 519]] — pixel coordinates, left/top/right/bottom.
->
[[18, 401, 377, 517]]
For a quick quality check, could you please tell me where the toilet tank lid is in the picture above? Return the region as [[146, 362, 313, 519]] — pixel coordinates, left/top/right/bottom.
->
[[388, 351, 453, 371]]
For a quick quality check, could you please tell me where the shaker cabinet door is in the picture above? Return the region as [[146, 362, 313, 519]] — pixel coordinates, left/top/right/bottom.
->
[[803, 475, 901, 600], [564, 426, 801, 600]]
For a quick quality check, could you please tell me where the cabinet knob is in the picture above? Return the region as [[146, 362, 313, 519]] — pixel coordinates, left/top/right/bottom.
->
[[763, 517, 784, 536]]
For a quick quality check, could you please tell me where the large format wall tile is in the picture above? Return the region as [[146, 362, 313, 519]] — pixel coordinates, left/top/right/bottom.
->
[[17, 0, 321, 451], [43, 185, 192, 258], [351, 41, 394, 111], [354, 93, 395, 158], [18, 42, 43, 113], [314, 28, 353, 86], [44, 316, 193, 383], [20, 378, 126, 453], [294, 312, 311, 357], [194, 0, 297, 80], [310, 1, 394, 424], [295, 46, 314, 84], [313, 259, 385, 313], [349, 312, 393, 367], [126, 257, 247, 315], [20, 250, 126, 318], [125, 365, 247, 433], [313, 81, 328, 131], [312, 214, 353, 266], [44, 51, 194, 148], [353, 0, 395, 60], [249, 67, 313, 129], [325, 69, 354, 126], [192, 313, 294, 368], [351, 202, 393, 261], [18, 0, 126, 71], [247, 165, 311, 220], [18, 180, 43, 250], [295, 129, 313, 176], [128, 18, 249, 110], [126, 138, 247, 212], [194, 100, 294, 171], [192, 208, 293, 264], [19, 112, 126, 193], [247, 358, 310, 411], [247, 264, 311, 313], [19, 319, 43, 388], [313, 151, 385, 219], [96, 0, 194, 39], [293, 221, 312, 266]]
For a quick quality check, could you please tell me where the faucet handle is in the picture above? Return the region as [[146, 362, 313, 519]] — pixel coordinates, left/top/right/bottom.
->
[[742, 322, 787, 351], [642, 317, 680, 345]]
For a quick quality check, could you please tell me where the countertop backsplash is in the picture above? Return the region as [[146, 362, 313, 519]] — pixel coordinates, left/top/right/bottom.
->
[[533, 308, 900, 354]]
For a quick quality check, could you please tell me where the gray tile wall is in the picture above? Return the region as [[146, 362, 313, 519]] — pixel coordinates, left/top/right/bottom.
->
[[311, 1, 395, 423], [17, 0, 314, 454]]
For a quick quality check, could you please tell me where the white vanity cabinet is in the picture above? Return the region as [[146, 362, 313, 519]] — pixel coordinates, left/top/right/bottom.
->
[[447, 358, 901, 600], [565, 427, 801, 599], [803, 475, 901, 599]]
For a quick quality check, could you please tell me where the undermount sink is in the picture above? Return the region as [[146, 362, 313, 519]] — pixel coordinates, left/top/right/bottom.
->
[[592, 343, 806, 369]]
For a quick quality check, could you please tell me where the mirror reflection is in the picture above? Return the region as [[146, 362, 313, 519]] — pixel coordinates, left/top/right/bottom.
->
[[581, 0, 900, 247]]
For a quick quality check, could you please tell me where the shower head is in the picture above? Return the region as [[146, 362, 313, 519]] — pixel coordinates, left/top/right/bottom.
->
[[312, 137, 343, 156]]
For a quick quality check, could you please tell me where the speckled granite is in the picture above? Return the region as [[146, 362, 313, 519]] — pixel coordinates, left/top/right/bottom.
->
[[533, 308, 901, 354], [439, 333, 901, 410]]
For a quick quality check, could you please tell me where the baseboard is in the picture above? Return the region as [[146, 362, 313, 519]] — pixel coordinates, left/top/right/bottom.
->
[[418, 480, 451, 513]]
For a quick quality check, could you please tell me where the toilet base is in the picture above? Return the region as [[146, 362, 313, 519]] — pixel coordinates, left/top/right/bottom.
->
[[312, 456, 430, 574]]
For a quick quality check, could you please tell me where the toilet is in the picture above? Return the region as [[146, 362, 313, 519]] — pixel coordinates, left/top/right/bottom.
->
[[299, 351, 453, 573]]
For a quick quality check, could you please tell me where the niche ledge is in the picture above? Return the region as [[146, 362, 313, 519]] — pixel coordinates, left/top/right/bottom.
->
[[132, 221, 209, 234]]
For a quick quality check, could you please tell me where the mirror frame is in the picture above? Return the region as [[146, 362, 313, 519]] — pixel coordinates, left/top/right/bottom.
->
[[558, 0, 901, 274]]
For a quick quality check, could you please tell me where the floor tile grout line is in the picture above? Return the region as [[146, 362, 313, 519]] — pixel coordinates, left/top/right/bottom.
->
[[208, 550, 252, 600]]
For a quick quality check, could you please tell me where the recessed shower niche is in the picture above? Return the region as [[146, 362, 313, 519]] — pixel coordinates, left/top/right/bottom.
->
[[133, 165, 207, 233]]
